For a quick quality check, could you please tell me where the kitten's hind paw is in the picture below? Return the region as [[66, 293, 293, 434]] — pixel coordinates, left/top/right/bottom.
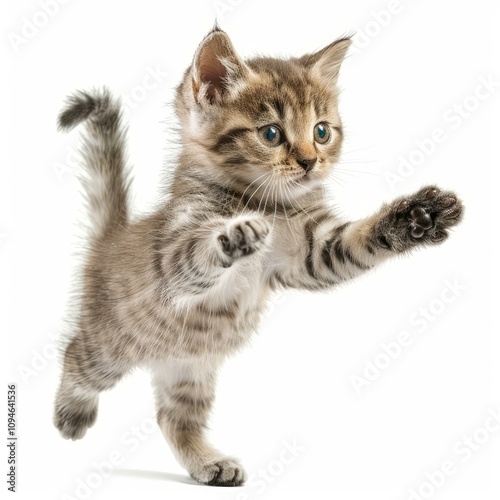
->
[[218, 216, 271, 260], [190, 457, 247, 487], [53, 397, 98, 441]]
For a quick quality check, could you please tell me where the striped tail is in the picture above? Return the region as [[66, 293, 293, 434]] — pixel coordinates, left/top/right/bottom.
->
[[58, 88, 130, 240]]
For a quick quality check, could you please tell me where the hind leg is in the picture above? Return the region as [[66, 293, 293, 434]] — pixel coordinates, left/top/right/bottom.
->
[[54, 376, 99, 440], [54, 332, 126, 440], [152, 359, 247, 486]]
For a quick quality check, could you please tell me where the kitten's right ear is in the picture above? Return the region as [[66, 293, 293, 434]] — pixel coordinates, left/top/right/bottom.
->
[[191, 28, 250, 103]]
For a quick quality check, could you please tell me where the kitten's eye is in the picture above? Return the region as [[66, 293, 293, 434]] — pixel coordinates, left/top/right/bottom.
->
[[258, 125, 283, 147], [314, 123, 331, 144]]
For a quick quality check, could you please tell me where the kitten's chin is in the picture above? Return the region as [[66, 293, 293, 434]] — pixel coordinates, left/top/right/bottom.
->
[[280, 176, 323, 201]]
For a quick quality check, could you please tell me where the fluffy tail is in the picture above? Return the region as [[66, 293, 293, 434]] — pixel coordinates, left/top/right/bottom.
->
[[58, 88, 130, 240]]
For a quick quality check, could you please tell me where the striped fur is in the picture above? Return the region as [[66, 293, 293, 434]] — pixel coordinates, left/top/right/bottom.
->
[[54, 27, 463, 486]]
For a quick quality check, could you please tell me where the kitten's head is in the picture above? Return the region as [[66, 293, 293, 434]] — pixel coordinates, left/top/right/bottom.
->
[[175, 27, 350, 204]]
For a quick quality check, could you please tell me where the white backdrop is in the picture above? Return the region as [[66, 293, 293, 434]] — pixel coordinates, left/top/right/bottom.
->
[[3, 0, 499, 499]]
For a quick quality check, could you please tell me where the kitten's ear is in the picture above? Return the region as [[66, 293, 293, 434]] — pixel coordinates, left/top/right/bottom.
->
[[300, 37, 351, 84], [192, 28, 249, 103]]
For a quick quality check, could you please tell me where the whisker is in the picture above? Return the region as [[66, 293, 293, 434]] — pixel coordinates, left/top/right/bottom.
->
[[258, 171, 277, 215], [242, 173, 272, 212], [237, 172, 269, 209], [280, 180, 299, 245], [284, 183, 316, 226], [271, 186, 278, 232]]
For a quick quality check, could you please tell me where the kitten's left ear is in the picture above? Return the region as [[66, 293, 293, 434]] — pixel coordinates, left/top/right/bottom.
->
[[300, 37, 351, 84], [192, 27, 250, 103]]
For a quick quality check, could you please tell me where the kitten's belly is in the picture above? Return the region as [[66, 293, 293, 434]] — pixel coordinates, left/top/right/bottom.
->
[[133, 271, 270, 359], [172, 273, 268, 356]]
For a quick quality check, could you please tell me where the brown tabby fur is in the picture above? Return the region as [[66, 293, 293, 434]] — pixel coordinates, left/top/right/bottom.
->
[[54, 27, 463, 486]]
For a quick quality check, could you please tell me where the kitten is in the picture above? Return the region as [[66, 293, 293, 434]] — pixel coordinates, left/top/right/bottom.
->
[[54, 27, 463, 486]]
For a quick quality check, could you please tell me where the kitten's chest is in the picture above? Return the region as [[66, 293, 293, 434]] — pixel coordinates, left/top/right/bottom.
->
[[206, 262, 269, 319], [189, 265, 270, 348]]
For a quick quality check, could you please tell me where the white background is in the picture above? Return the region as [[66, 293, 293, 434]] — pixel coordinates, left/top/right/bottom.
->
[[2, 0, 499, 499]]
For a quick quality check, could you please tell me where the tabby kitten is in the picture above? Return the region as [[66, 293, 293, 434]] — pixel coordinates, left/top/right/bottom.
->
[[54, 27, 463, 486]]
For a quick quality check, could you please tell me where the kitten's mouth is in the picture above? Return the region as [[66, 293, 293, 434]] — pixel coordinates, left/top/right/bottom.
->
[[294, 172, 313, 183]]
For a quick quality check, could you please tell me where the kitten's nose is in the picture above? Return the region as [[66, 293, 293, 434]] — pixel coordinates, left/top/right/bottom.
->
[[297, 157, 317, 173]]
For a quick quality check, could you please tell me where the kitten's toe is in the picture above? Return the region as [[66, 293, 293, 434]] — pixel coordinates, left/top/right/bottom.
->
[[191, 457, 247, 487], [220, 216, 271, 259], [424, 189, 464, 237]]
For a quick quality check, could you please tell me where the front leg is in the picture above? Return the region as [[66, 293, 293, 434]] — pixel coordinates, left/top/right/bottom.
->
[[162, 214, 271, 298], [271, 186, 463, 289], [338, 185, 463, 277]]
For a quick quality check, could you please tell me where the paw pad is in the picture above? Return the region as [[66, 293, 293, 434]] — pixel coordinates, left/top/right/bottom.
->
[[376, 186, 463, 251], [409, 206, 433, 239]]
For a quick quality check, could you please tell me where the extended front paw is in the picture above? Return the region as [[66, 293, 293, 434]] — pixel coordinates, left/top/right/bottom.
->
[[218, 216, 271, 260], [375, 185, 464, 251]]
